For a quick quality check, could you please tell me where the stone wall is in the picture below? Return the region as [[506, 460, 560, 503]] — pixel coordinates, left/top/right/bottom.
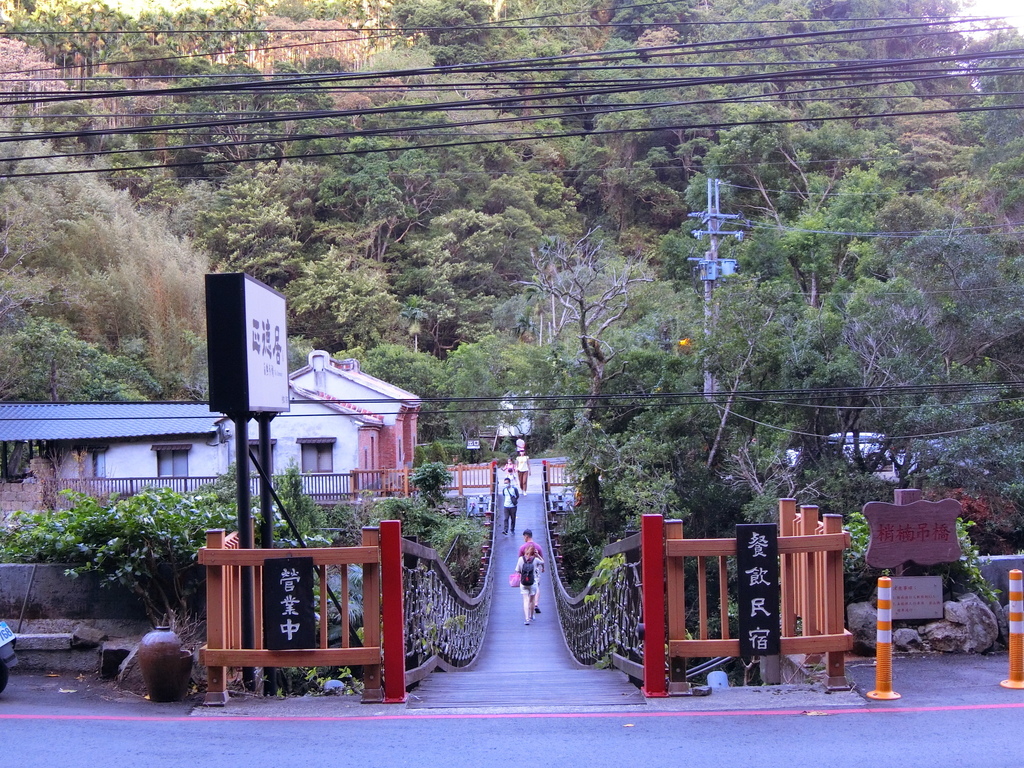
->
[[0, 563, 150, 635]]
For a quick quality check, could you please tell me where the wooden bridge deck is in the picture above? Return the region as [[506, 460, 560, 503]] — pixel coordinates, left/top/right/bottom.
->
[[408, 462, 645, 709]]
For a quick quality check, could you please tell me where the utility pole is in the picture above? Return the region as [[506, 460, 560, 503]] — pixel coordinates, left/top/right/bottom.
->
[[689, 178, 744, 396]]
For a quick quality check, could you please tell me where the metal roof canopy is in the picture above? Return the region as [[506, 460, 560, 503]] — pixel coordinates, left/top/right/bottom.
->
[[0, 402, 223, 442]]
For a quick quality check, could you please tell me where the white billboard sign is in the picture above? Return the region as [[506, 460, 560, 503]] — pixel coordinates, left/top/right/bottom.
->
[[245, 277, 289, 412]]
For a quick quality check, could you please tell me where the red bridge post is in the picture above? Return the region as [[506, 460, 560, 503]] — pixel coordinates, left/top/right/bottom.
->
[[641, 514, 667, 697], [379, 519, 406, 703]]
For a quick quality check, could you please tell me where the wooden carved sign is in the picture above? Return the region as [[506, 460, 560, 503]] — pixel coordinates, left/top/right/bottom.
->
[[736, 523, 781, 657], [862, 499, 962, 568], [263, 556, 317, 650]]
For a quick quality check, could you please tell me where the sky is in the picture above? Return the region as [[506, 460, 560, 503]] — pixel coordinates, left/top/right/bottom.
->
[[961, 0, 1024, 32]]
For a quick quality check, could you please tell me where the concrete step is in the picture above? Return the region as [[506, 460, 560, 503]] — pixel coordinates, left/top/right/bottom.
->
[[11, 630, 139, 677]]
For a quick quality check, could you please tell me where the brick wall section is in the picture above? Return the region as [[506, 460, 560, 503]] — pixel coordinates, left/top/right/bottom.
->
[[29, 457, 55, 480], [357, 428, 379, 470], [379, 424, 399, 469], [380, 406, 419, 468], [402, 408, 418, 468], [1, 481, 44, 516]]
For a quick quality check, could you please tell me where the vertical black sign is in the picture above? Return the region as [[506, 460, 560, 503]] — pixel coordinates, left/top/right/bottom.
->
[[736, 523, 781, 657], [262, 557, 317, 650], [205, 272, 290, 416]]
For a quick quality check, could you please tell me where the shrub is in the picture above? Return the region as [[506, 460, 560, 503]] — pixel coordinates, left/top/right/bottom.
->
[[557, 511, 603, 593], [275, 464, 327, 541], [1, 488, 235, 626], [410, 462, 453, 508], [415, 441, 454, 466]]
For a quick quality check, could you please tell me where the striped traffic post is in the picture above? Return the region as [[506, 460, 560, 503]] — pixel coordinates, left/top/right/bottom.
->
[[867, 575, 901, 700], [1001, 569, 1024, 690]]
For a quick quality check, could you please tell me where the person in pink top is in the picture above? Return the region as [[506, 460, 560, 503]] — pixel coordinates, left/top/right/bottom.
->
[[515, 544, 544, 625], [503, 456, 516, 483], [518, 529, 544, 615]]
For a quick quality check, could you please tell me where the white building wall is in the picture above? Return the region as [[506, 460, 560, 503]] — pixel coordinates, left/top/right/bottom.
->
[[291, 362, 404, 427], [57, 438, 226, 479], [243, 403, 362, 475]]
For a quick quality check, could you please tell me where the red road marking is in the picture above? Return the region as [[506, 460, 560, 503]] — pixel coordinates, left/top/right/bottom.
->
[[3, 701, 1024, 724]]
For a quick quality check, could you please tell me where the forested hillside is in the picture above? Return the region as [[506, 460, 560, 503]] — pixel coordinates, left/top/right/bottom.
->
[[2, 0, 1023, 549]]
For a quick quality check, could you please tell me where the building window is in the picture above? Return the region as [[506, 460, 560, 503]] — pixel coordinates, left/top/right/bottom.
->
[[248, 440, 275, 476], [75, 445, 108, 478], [90, 450, 107, 478], [153, 443, 191, 477], [301, 444, 333, 473], [298, 438, 335, 474]]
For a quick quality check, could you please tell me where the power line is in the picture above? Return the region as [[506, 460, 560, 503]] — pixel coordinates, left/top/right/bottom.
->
[[5, 96, 1024, 182], [0, 17, 995, 85], [3, 379, 1020, 412], [0, 39, 1019, 176]]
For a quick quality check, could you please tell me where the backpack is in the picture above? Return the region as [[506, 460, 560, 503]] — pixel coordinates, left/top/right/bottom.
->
[[520, 558, 536, 587]]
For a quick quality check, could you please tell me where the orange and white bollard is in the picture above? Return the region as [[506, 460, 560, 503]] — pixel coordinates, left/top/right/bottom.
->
[[1001, 569, 1024, 690], [867, 575, 901, 700]]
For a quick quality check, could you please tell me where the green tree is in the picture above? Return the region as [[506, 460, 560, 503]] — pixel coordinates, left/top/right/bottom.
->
[[4, 318, 159, 401], [287, 249, 402, 350]]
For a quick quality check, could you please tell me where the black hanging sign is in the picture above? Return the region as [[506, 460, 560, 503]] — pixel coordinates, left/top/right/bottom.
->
[[262, 557, 317, 650], [736, 523, 781, 657]]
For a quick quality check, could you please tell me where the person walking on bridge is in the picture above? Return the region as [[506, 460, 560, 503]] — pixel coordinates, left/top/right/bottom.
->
[[516, 543, 544, 625], [515, 449, 530, 494], [500, 477, 520, 536], [519, 529, 544, 615], [503, 456, 516, 484]]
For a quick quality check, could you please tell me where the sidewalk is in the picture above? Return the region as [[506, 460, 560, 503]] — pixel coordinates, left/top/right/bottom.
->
[[6, 650, 1022, 719]]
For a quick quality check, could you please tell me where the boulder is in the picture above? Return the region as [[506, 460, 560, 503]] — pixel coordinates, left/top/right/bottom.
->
[[893, 627, 926, 652], [920, 618, 969, 652], [997, 603, 1010, 644], [100, 640, 134, 679], [847, 601, 877, 655], [921, 593, 999, 653], [72, 624, 108, 649]]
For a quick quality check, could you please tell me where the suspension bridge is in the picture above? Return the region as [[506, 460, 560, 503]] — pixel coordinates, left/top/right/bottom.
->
[[199, 459, 852, 706], [407, 469, 644, 708]]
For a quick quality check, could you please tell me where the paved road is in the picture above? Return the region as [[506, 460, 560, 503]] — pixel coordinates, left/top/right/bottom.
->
[[4, 658, 1024, 768]]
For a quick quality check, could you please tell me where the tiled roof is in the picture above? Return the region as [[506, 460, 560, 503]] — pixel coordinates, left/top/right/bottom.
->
[[288, 385, 384, 425], [328, 359, 421, 404], [0, 402, 222, 442]]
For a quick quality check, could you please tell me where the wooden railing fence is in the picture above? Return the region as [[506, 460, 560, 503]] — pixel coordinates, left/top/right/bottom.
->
[[544, 460, 568, 489], [641, 500, 852, 696], [199, 521, 407, 706], [50, 462, 497, 507]]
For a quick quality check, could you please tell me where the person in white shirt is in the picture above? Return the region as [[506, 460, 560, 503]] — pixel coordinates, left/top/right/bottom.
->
[[515, 449, 530, 494]]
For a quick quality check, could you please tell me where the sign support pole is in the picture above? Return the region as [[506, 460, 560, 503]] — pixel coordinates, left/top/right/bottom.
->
[[206, 272, 291, 696], [257, 413, 277, 696], [234, 414, 256, 691]]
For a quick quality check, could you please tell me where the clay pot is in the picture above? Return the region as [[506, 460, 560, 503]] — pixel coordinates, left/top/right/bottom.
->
[[137, 626, 193, 702]]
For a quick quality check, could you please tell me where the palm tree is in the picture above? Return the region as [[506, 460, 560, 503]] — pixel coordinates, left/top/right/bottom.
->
[[400, 297, 429, 353]]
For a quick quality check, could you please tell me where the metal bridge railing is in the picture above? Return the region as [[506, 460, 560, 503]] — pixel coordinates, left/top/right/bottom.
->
[[543, 463, 645, 678], [400, 484, 498, 686], [551, 534, 645, 674]]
